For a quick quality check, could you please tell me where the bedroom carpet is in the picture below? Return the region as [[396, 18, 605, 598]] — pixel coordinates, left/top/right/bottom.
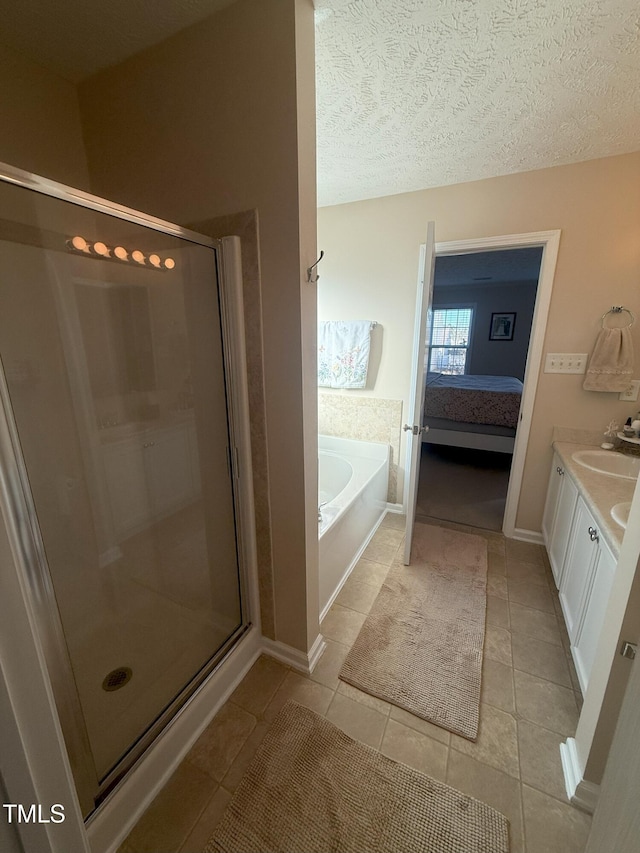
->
[[417, 443, 512, 531], [204, 701, 509, 853], [339, 523, 487, 740]]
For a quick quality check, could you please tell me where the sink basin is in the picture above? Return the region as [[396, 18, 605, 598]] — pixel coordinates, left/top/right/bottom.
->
[[611, 502, 631, 529], [571, 450, 640, 480]]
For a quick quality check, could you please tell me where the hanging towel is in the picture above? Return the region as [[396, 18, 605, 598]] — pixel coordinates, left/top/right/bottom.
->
[[318, 320, 374, 389], [582, 327, 634, 392]]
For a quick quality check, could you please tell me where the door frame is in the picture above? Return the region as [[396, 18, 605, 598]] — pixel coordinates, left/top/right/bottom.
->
[[415, 229, 561, 538]]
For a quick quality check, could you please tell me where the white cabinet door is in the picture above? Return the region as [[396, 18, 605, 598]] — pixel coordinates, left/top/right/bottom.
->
[[548, 470, 578, 587], [103, 439, 149, 538], [560, 496, 598, 642], [146, 426, 193, 517], [573, 537, 617, 693], [542, 453, 563, 548], [103, 424, 196, 541]]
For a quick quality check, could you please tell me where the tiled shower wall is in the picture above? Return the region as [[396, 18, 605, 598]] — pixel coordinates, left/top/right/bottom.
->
[[318, 394, 403, 503]]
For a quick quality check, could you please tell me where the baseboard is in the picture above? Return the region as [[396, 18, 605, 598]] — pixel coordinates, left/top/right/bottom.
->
[[510, 527, 544, 544], [560, 738, 600, 814], [385, 502, 404, 514], [86, 627, 263, 853], [261, 633, 327, 675]]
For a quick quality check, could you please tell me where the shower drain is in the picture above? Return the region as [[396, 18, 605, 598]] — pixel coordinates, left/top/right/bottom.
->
[[102, 667, 133, 692]]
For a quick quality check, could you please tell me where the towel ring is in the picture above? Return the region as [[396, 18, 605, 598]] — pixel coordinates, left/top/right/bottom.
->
[[600, 306, 635, 328]]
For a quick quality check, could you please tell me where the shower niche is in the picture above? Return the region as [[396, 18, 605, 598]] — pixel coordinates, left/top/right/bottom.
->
[[0, 168, 251, 817]]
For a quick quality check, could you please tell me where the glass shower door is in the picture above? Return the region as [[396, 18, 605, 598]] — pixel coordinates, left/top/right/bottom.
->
[[0, 176, 247, 814]]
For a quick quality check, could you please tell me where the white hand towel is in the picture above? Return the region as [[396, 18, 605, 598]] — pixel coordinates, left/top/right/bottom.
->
[[583, 326, 634, 392], [318, 320, 373, 389]]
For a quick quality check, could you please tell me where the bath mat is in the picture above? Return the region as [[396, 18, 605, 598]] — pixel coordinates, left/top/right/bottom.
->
[[203, 701, 509, 853], [340, 522, 487, 740]]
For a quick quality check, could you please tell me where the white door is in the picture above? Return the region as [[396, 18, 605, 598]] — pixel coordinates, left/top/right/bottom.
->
[[403, 221, 436, 564]]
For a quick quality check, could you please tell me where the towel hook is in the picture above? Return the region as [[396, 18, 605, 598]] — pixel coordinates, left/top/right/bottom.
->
[[306, 250, 324, 284], [600, 306, 635, 328]]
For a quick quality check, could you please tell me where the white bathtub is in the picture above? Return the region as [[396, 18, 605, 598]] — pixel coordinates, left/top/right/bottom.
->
[[318, 435, 390, 619]]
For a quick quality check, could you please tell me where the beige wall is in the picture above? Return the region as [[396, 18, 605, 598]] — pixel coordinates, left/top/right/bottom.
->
[[0, 41, 89, 189], [318, 152, 640, 532], [78, 0, 318, 652]]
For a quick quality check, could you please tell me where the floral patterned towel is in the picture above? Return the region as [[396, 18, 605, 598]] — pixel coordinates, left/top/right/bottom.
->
[[318, 320, 373, 389]]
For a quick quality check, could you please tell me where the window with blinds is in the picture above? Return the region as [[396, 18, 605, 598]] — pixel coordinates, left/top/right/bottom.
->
[[429, 306, 474, 375]]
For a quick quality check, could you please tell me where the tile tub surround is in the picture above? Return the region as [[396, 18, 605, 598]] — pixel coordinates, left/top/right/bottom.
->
[[118, 516, 592, 853], [318, 393, 403, 502], [551, 441, 636, 556]]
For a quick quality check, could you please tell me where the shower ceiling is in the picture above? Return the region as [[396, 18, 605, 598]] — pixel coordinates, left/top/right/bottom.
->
[[2, 1, 639, 207], [0, 0, 236, 80]]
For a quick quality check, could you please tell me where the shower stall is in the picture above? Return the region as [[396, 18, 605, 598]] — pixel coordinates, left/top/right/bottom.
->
[[0, 164, 255, 818]]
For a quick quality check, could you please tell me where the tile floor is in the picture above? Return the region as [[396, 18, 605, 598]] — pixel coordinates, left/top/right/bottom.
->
[[118, 513, 593, 853]]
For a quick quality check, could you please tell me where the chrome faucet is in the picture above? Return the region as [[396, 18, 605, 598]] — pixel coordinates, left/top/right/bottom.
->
[[318, 501, 328, 523]]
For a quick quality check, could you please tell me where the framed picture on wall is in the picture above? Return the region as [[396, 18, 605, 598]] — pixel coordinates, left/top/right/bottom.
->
[[489, 312, 516, 341]]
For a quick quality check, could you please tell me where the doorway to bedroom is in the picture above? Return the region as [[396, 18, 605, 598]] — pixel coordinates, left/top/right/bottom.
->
[[416, 246, 543, 532]]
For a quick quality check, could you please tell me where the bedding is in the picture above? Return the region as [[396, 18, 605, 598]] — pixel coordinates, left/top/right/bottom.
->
[[425, 373, 523, 429]]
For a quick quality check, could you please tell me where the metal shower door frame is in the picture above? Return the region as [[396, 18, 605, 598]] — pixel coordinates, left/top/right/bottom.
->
[[0, 161, 255, 818]]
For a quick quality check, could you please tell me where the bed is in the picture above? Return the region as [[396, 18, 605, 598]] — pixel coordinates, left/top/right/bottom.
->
[[423, 373, 524, 453]]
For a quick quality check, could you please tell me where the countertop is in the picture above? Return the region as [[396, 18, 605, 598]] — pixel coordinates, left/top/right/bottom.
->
[[98, 410, 196, 445], [552, 441, 636, 558]]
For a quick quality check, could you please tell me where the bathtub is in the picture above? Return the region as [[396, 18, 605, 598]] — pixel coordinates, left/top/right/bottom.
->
[[318, 435, 390, 619]]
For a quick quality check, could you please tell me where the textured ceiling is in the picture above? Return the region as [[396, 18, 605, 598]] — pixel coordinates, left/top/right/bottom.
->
[[315, 0, 640, 206], [2, 1, 639, 206], [0, 0, 235, 81]]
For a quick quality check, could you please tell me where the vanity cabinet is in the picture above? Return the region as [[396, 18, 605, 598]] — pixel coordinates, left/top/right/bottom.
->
[[543, 454, 619, 694], [559, 496, 602, 641], [573, 535, 616, 693], [542, 453, 579, 586], [102, 421, 199, 540]]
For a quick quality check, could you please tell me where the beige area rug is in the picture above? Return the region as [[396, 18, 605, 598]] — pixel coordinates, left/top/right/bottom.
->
[[340, 523, 487, 740], [204, 701, 509, 853]]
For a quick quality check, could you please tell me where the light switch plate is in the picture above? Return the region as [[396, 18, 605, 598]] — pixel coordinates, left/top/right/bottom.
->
[[619, 380, 640, 402], [544, 353, 589, 374]]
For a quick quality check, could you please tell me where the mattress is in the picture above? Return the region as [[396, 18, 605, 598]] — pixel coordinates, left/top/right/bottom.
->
[[425, 373, 523, 429]]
